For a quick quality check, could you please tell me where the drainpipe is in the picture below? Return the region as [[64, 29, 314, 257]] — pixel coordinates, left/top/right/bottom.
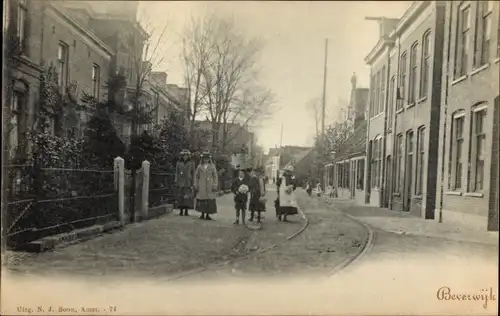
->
[[380, 41, 392, 208], [438, 2, 453, 223], [365, 67, 373, 205], [392, 36, 401, 212]]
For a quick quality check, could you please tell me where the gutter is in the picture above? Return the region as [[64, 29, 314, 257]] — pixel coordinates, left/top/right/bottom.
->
[[438, 1, 453, 223]]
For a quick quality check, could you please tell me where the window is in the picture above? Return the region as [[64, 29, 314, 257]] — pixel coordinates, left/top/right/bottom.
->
[[475, 1, 493, 66], [409, 42, 419, 103], [470, 107, 487, 191], [388, 76, 395, 130], [380, 66, 386, 114], [416, 127, 426, 195], [398, 52, 407, 109], [371, 138, 381, 188], [451, 113, 465, 189], [337, 163, 343, 188], [455, 3, 471, 77], [92, 64, 100, 100], [356, 159, 365, 190], [57, 42, 69, 91], [420, 31, 431, 98], [9, 92, 25, 159], [395, 134, 404, 193], [17, 0, 27, 51], [344, 161, 350, 189], [369, 75, 375, 118]]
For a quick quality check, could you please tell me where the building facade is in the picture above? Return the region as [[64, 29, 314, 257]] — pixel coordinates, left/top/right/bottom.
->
[[4, 0, 188, 160], [436, 0, 500, 231], [365, 2, 446, 219], [364, 18, 398, 208]]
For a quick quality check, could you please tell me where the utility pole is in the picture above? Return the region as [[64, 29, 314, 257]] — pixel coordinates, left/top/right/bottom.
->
[[321, 39, 328, 147], [320, 39, 328, 182]]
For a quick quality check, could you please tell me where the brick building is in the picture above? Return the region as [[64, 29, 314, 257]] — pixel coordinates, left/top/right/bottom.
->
[[4, 0, 188, 159], [365, 2, 446, 219], [435, 1, 500, 231]]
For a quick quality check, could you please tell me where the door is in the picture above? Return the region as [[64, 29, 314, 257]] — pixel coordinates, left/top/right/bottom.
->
[[385, 156, 392, 208], [404, 132, 414, 212]]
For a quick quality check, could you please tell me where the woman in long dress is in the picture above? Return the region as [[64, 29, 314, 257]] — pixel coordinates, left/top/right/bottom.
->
[[249, 167, 266, 223], [194, 152, 219, 220], [175, 149, 195, 216], [276, 165, 298, 222]]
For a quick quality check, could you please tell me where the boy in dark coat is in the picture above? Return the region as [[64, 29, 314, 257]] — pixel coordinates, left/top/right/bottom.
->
[[231, 169, 249, 225]]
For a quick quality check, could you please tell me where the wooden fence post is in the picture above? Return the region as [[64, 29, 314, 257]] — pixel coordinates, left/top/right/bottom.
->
[[114, 157, 125, 226], [141, 160, 150, 220]]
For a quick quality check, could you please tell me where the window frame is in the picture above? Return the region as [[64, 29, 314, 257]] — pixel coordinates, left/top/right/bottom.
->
[[474, 1, 494, 67], [409, 42, 419, 104], [92, 63, 100, 100], [469, 104, 488, 192], [455, 2, 471, 78], [17, 0, 27, 52], [395, 134, 404, 193], [398, 52, 407, 109], [450, 111, 466, 190], [420, 30, 431, 98], [416, 126, 426, 195], [406, 130, 415, 196], [388, 75, 396, 130], [57, 42, 69, 92], [380, 66, 386, 114]]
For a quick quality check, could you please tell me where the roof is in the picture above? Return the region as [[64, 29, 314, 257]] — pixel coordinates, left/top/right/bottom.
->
[[333, 120, 367, 162]]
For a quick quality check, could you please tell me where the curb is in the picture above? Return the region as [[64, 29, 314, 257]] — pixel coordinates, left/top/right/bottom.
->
[[22, 221, 123, 253], [21, 204, 175, 253], [320, 198, 375, 278], [165, 207, 310, 282]]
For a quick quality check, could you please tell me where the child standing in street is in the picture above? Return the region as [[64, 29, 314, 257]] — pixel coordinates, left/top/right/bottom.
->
[[231, 169, 249, 225]]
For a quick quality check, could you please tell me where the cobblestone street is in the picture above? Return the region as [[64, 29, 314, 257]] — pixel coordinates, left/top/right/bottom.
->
[[178, 190, 368, 282]]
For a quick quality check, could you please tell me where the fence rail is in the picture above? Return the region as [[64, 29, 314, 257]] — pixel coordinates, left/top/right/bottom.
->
[[3, 164, 117, 247]]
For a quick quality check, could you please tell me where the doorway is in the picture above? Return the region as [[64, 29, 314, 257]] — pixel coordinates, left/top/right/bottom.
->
[[385, 156, 392, 208], [404, 131, 414, 212]]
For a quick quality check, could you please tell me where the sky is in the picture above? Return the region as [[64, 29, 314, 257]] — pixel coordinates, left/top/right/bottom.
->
[[138, 1, 411, 153]]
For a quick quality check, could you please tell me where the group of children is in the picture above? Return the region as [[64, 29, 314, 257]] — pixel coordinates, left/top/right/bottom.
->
[[231, 167, 266, 225]]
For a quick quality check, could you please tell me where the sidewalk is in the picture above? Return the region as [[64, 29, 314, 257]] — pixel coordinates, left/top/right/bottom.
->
[[3, 190, 306, 280], [322, 197, 498, 245]]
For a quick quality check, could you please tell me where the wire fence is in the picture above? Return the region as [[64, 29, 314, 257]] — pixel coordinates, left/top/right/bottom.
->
[[3, 164, 117, 247]]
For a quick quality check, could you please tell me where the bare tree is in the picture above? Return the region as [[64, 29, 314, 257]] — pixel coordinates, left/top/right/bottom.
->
[[182, 12, 273, 152], [181, 13, 217, 142], [307, 97, 322, 140]]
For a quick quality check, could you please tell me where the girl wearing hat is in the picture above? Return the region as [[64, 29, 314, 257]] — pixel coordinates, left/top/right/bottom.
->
[[175, 149, 195, 216], [194, 152, 219, 220], [276, 164, 298, 222]]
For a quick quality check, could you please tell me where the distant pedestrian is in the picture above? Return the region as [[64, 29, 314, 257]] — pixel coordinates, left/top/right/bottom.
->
[[249, 167, 266, 223], [305, 181, 312, 196], [194, 152, 218, 220], [276, 165, 298, 222], [175, 149, 195, 216], [232, 168, 249, 225]]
